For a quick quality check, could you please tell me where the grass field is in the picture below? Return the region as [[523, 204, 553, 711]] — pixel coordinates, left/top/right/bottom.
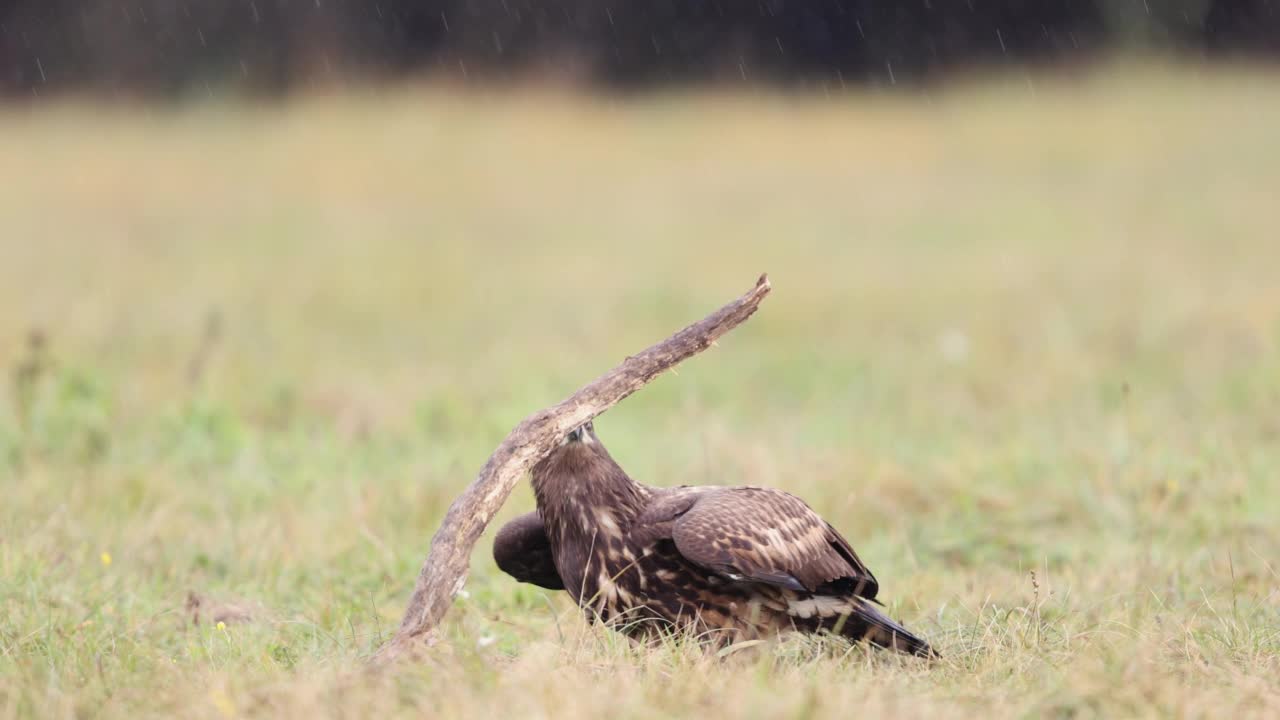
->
[[2, 64, 1279, 718]]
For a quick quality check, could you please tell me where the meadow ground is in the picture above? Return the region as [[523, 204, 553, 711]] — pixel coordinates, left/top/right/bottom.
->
[[1, 64, 1279, 719]]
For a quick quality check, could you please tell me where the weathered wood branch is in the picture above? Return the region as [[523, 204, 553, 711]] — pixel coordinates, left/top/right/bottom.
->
[[374, 273, 772, 664]]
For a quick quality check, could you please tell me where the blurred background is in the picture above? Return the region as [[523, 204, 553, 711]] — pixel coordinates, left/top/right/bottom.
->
[[2, 0, 1278, 95], [2, 2, 1279, 718]]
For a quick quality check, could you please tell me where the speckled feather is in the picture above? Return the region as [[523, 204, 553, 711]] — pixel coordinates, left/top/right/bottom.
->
[[658, 487, 879, 598], [495, 422, 933, 656]]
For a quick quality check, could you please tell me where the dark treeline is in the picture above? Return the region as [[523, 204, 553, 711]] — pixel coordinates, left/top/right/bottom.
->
[[1, 0, 1277, 96]]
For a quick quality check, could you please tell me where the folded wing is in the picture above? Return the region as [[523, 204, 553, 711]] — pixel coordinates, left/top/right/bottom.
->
[[492, 511, 565, 590], [666, 487, 879, 598]]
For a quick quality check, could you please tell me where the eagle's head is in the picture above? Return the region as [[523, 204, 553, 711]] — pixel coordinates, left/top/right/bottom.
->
[[532, 418, 646, 521], [564, 420, 597, 446], [537, 419, 611, 476]]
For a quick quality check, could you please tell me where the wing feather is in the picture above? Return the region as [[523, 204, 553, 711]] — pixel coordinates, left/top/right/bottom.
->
[[493, 511, 565, 590], [659, 487, 879, 598]]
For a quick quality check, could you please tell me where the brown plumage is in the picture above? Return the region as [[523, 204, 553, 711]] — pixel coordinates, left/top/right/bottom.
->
[[493, 421, 934, 656]]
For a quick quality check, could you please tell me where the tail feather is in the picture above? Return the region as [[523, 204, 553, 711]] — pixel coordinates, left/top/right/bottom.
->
[[843, 599, 937, 658]]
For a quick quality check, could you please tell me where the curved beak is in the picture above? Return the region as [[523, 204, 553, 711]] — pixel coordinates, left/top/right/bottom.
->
[[567, 423, 594, 444]]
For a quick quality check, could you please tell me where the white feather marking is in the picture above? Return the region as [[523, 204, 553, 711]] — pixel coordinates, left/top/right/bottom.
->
[[595, 508, 620, 533], [786, 595, 855, 620], [596, 572, 619, 604]]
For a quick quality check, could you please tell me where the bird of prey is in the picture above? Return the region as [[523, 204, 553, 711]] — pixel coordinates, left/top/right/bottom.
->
[[493, 421, 934, 656]]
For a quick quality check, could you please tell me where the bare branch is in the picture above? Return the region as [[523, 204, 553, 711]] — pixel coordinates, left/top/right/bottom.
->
[[374, 274, 772, 664]]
